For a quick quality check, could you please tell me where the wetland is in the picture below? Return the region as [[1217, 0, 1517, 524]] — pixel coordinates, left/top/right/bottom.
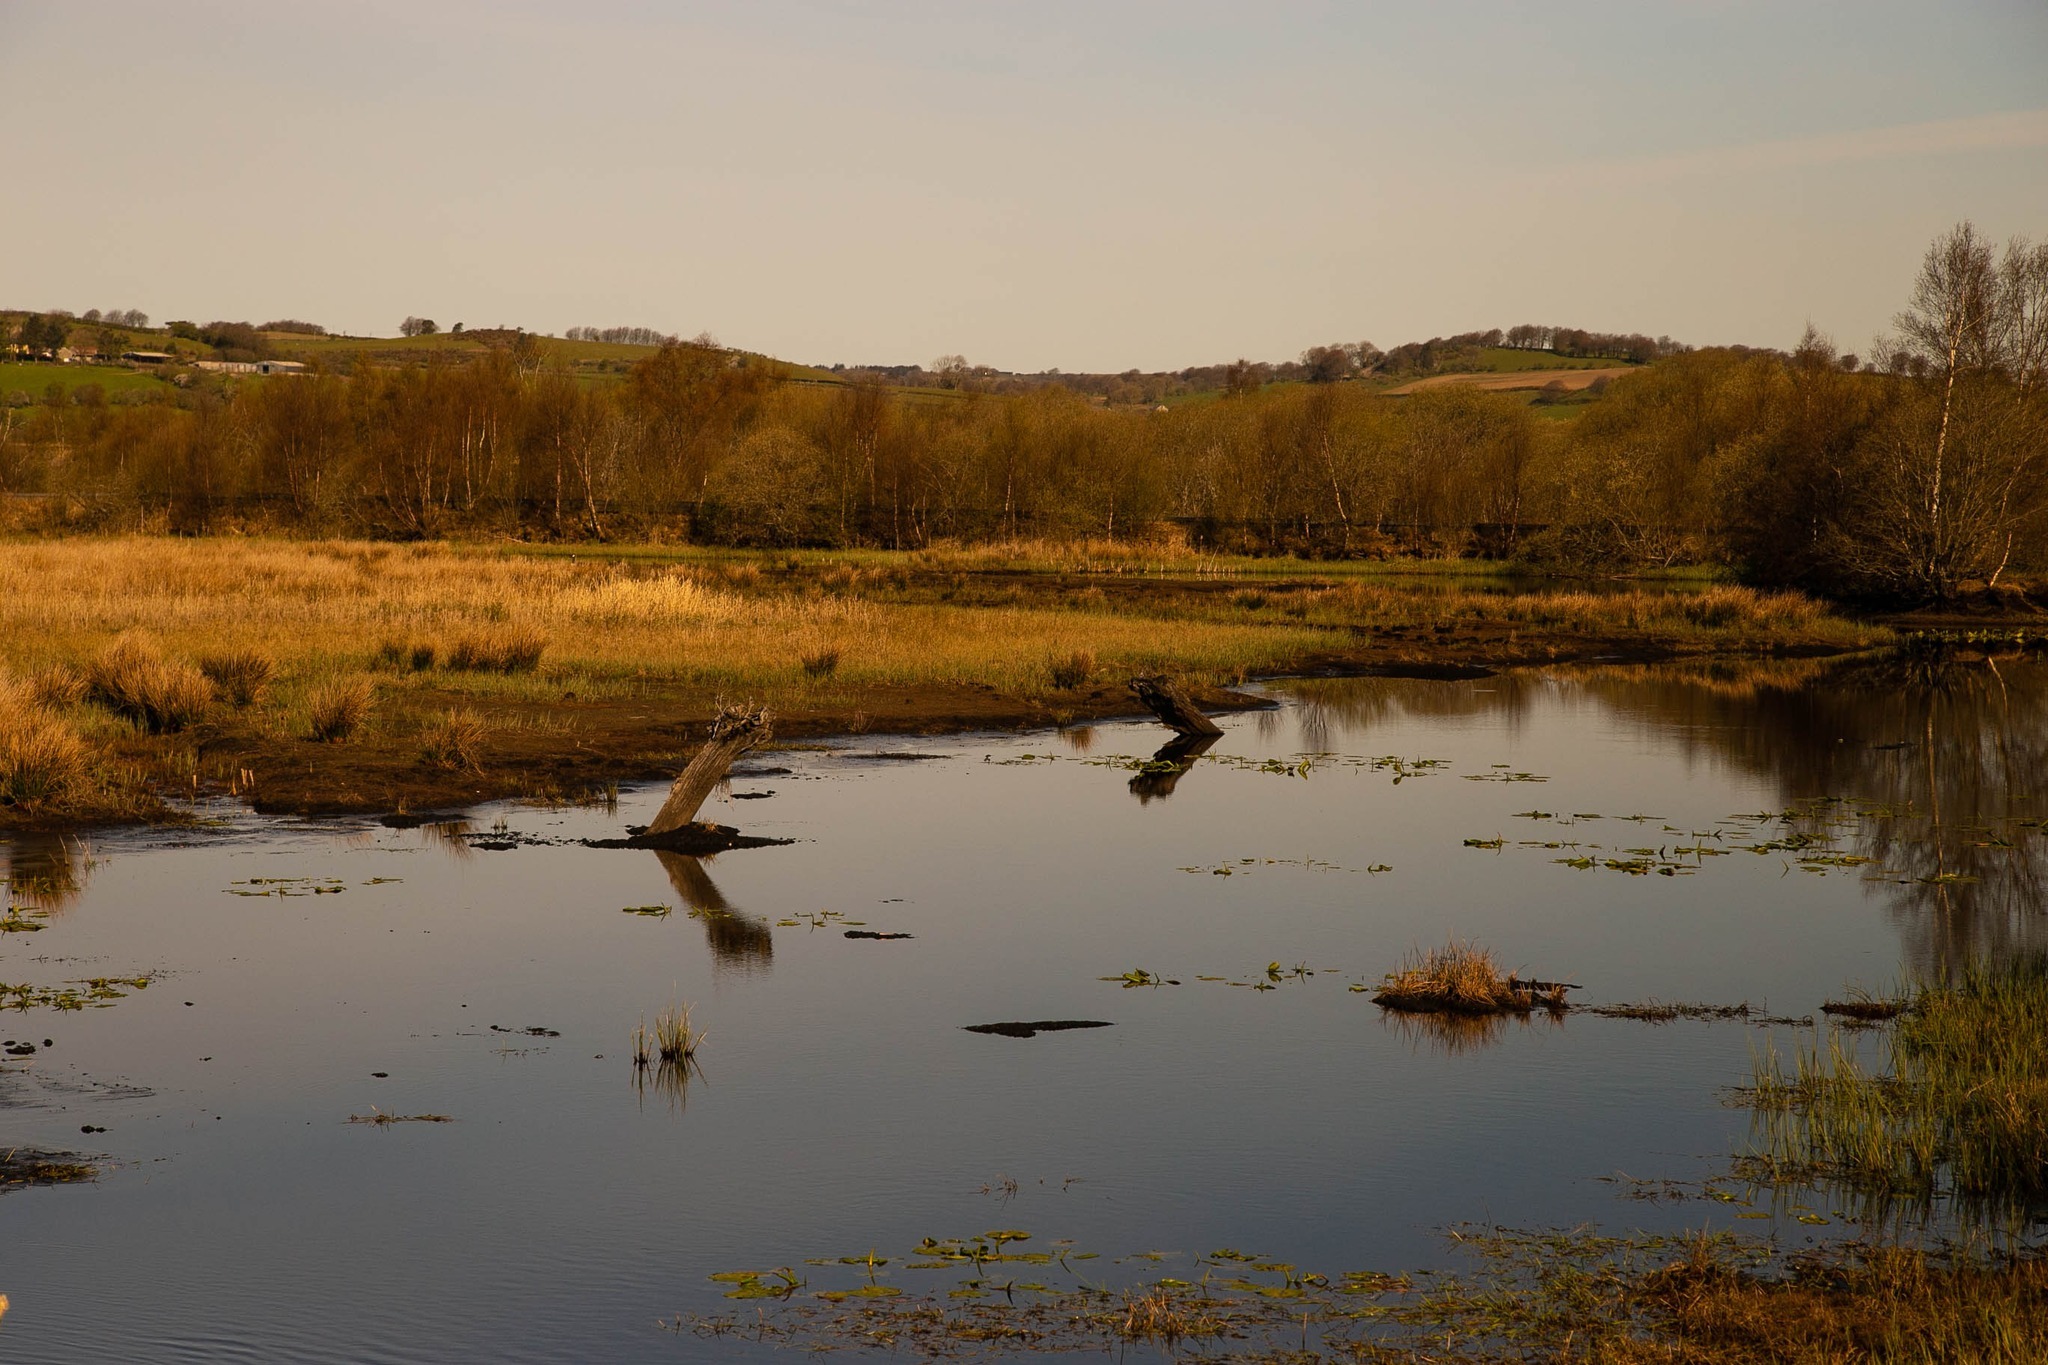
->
[[2, 649, 2046, 1360]]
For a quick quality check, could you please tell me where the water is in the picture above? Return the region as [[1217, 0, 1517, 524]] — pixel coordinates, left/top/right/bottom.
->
[[2, 654, 2043, 1361]]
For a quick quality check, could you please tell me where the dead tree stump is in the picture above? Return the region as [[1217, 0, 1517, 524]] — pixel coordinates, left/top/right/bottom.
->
[[645, 703, 773, 837], [1127, 675, 1222, 738]]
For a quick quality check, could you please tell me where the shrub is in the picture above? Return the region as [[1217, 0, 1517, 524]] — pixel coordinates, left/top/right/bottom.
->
[[197, 648, 277, 706], [1047, 649, 1096, 690], [801, 647, 840, 678], [85, 635, 214, 733], [306, 675, 373, 742], [419, 708, 489, 771], [446, 626, 546, 673]]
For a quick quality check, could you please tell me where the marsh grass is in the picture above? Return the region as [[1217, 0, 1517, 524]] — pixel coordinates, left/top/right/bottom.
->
[[418, 708, 489, 772], [1743, 955, 2048, 1229], [306, 676, 374, 742], [1045, 649, 1096, 690], [198, 647, 277, 706], [0, 677, 89, 809], [800, 647, 840, 678], [1373, 940, 1571, 1015], [85, 635, 213, 733], [445, 626, 547, 674], [25, 665, 86, 711]]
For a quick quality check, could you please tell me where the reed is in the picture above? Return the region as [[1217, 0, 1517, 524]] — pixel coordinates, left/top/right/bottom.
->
[[1745, 954, 2048, 1227]]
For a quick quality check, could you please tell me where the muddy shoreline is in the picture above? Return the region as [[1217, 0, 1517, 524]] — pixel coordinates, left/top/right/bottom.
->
[[1, 628, 1901, 833]]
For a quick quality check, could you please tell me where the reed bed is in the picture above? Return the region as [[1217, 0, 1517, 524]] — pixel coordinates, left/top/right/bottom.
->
[[1744, 954, 2048, 1227]]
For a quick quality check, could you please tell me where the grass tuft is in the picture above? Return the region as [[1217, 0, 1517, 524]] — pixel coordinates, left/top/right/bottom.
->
[[1047, 649, 1096, 690], [85, 634, 213, 733], [198, 647, 277, 706], [446, 626, 547, 674], [418, 708, 489, 771], [306, 675, 374, 742], [634, 1000, 706, 1067], [0, 675, 91, 809], [1373, 939, 1571, 1015], [801, 647, 841, 678]]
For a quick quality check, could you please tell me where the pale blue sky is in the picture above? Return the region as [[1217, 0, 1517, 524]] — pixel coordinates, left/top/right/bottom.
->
[[5, 1, 2045, 369]]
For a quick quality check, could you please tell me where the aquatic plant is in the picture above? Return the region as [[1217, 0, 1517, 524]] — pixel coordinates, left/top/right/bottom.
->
[[1371, 940, 1570, 1015], [634, 1000, 706, 1066], [1743, 954, 2048, 1229], [306, 675, 374, 742]]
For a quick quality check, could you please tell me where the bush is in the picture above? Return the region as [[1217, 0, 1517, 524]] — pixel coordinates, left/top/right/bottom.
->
[[85, 635, 214, 733], [306, 676, 373, 742], [197, 648, 277, 706]]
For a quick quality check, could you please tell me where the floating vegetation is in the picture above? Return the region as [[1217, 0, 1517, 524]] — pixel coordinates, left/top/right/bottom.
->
[[1, 975, 155, 1012], [1740, 953, 2048, 1232], [1371, 941, 1570, 1015], [226, 877, 347, 898], [347, 1110, 454, 1126], [0, 1147, 98, 1191], [962, 1020, 1112, 1039], [1176, 855, 1387, 876], [772, 909, 866, 929], [620, 904, 672, 918], [843, 930, 912, 940], [1463, 766, 1549, 783], [1587, 1000, 1810, 1026], [1820, 990, 1911, 1024], [1100, 969, 1176, 988], [0, 907, 46, 933], [488, 1024, 560, 1038]]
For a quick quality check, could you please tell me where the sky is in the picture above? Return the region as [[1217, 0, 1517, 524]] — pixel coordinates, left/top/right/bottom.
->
[[4, 1, 2046, 371]]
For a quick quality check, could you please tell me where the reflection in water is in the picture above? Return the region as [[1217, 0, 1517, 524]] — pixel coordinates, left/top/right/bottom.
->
[[420, 820, 477, 862], [1059, 726, 1097, 753], [1129, 734, 1218, 804], [1286, 654, 2048, 972], [632, 1054, 701, 1113], [3, 833, 92, 912], [1378, 1008, 1563, 1056], [653, 851, 774, 971]]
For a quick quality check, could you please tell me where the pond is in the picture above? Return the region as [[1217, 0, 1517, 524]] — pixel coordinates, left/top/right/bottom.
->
[[2, 653, 2043, 1362]]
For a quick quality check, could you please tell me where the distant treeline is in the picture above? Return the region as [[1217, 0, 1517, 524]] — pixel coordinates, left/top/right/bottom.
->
[[1, 224, 2042, 602]]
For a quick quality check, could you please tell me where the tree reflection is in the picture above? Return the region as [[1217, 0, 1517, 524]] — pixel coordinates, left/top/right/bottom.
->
[[1129, 734, 1217, 804], [653, 850, 774, 972]]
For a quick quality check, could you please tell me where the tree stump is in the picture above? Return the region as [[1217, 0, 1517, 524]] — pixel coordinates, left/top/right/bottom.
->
[[1127, 675, 1223, 738], [645, 703, 773, 837]]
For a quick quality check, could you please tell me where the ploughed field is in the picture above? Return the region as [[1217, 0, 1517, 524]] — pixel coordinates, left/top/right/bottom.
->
[[3, 653, 2041, 1362]]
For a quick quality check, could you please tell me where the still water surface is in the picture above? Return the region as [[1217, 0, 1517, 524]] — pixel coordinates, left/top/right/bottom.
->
[[1, 656, 2042, 1362]]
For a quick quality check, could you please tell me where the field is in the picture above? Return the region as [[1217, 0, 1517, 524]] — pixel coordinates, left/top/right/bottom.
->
[[1384, 364, 1636, 396], [0, 537, 1886, 826], [0, 363, 172, 400]]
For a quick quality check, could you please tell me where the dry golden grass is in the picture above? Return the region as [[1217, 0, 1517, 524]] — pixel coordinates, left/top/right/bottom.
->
[[1373, 940, 1569, 1015], [0, 539, 1334, 704], [418, 707, 489, 771], [197, 647, 277, 706], [0, 673, 90, 809], [306, 675, 373, 742], [84, 634, 214, 733]]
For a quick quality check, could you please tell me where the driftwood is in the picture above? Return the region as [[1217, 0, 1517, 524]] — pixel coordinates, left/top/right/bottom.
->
[[645, 703, 773, 837], [1127, 675, 1222, 738]]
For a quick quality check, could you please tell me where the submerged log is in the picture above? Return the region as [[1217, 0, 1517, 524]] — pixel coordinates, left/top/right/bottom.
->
[[1127, 675, 1223, 738], [645, 703, 774, 837]]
